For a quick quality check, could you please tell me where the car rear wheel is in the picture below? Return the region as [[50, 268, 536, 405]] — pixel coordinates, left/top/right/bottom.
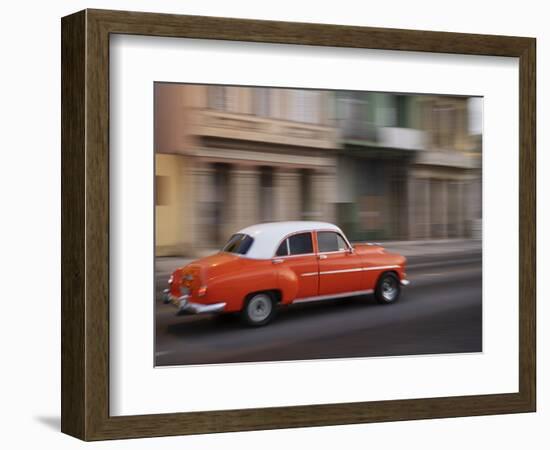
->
[[375, 272, 401, 304], [242, 292, 276, 326]]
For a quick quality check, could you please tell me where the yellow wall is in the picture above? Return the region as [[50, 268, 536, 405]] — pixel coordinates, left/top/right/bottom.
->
[[155, 153, 194, 256]]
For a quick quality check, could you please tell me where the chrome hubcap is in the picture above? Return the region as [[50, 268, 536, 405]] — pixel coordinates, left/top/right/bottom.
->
[[382, 277, 398, 301], [248, 294, 272, 322]]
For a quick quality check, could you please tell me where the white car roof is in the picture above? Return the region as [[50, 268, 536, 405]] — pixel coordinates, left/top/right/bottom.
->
[[236, 221, 344, 260]]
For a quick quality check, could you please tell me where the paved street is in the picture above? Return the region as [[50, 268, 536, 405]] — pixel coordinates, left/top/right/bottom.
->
[[155, 241, 482, 366]]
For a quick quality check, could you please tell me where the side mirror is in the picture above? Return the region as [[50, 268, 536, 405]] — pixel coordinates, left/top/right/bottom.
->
[[347, 247, 355, 255]]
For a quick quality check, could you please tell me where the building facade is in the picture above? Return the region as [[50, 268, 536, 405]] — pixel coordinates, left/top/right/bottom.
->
[[407, 95, 482, 240], [333, 92, 481, 241], [155, 84, 339, 256], [155, 85, 482, 256]]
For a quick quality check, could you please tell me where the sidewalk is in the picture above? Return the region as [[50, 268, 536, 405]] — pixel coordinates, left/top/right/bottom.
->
[[155, 238, 481, 277], [381, 238, 481, 258]]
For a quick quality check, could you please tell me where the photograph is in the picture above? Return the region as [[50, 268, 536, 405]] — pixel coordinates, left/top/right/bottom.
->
[[154, 83, 483, 366]]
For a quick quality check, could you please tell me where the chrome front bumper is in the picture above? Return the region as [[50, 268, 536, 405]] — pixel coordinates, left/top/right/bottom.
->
[[163, 290, 226, 315]]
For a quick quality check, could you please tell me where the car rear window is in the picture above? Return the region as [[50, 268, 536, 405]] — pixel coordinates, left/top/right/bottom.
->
[[222, 234, 254, 255]]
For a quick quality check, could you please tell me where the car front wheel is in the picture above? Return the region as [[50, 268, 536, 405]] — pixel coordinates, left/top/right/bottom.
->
[[242, 292, 276, 326], [375, 272, 401, 304]]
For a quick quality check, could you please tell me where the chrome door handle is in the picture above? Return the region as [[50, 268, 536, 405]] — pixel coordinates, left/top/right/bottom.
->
[[272, 258, 284, 264], [318, 254, 327, 260]]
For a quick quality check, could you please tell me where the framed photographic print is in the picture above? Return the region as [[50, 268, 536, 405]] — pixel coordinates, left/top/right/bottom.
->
[[61, 9, 536, 440]]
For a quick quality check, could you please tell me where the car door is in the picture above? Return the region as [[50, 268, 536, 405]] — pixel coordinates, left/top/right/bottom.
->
[[274, 232, 319, 301], [316, 231, 363, 296]]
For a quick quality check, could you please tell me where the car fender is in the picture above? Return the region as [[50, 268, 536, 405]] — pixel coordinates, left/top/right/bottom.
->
[[275, 265, 300, 304], [206, 260, 279, 312]]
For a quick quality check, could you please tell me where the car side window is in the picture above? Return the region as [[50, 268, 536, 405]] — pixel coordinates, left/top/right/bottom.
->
[[317, 231, 348, 253], [287, 232, 313, 255], [275, 240, 288, 256]]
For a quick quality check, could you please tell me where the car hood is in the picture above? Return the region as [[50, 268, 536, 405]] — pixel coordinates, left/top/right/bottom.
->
[[353, 243, 385, 255]]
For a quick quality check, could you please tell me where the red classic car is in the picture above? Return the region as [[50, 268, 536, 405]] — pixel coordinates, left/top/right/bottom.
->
[[164, 221, 409, 326]]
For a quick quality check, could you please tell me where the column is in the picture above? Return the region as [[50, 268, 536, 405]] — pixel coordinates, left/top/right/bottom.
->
[[311, 169, 336, 223], [274, 168, 301, 221], [229, 165, 260, 232]]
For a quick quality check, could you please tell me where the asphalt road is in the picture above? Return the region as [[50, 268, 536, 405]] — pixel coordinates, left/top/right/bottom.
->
[[154, 251, 482, 366]]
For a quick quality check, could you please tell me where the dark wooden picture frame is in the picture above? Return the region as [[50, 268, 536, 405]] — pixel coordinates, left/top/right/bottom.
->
[[61, 9, 536, 441]]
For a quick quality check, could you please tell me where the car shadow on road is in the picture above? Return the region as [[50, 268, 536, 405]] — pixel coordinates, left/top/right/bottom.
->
[[164, 294, 381, 338]]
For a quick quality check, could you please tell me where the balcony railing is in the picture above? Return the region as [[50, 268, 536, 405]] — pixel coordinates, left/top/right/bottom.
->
[[377, 127, 427, 151], [341, 123, 427, 152]]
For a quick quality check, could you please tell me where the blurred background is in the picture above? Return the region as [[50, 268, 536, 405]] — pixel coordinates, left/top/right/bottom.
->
[[154, 83, 482, 256], [154, 84, 483, 365]]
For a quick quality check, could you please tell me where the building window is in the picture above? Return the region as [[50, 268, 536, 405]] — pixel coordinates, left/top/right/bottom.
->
[[272, 90, 285, 120], [289, 90, 320, 124], [432, 104, 457, 148], [338, 93, 369, 139], [207, 86, 238, 112], [253, 88, 270, 117], [155, 175, 169, 206], [208, 86, 225, 110], [396, 95, 409, 128]]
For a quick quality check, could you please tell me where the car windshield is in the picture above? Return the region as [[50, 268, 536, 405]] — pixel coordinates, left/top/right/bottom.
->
[[222, 233, 254, 255]]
